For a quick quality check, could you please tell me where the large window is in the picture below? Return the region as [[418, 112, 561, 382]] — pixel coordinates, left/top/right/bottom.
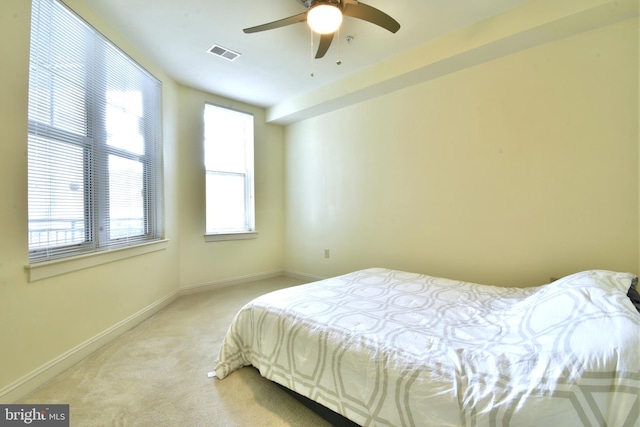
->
[[204, 104, 255, 238], [28, 0, 164, 263]]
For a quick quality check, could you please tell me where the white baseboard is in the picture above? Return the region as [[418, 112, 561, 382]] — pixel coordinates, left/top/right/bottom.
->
[[0, 269, 313, 403], [0, 290, 178, 403], [177, 269, 285, 296], [284, 270, 325, 282]]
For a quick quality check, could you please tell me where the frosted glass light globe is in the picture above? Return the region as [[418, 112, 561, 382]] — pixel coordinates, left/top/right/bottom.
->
[[307, 4, 343, 34]]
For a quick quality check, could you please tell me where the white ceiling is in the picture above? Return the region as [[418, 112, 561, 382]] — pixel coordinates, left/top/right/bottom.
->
[[82, 0, 530, 109]]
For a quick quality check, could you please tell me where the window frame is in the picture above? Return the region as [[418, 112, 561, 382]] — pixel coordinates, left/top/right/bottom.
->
[[203, 103, 256, 242]]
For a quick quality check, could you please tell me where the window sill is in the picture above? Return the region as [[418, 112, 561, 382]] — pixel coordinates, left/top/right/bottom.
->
[[25, 239, 169, 282], [204, 231, 258, 242]]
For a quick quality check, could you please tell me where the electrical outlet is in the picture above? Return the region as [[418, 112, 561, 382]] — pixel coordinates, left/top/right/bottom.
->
[[324, 249, 330, 259]]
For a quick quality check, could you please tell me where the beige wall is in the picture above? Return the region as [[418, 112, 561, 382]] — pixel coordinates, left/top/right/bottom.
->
[[284, 18, 639, 287], [0, 0, 286, 399]]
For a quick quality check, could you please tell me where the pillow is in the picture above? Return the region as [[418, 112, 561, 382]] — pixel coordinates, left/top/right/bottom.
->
[[627, 277, 640, 314]]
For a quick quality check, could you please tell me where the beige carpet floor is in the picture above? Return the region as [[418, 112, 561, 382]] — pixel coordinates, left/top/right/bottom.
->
[[20, 276, 341, 427]]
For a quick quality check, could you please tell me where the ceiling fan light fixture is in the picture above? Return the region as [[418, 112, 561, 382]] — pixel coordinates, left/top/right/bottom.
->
[[307, 2, 343, 34]]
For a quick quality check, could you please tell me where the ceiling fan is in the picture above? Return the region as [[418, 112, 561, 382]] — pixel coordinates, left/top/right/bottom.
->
[[243, 0, 401, 59]]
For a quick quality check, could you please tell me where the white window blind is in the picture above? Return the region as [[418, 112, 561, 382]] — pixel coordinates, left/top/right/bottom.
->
[[28, 0, 164, 263], [204, 104, 255, 234]]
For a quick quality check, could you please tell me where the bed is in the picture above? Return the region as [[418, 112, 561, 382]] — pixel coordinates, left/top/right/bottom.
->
[[212, 268, 640, 426]]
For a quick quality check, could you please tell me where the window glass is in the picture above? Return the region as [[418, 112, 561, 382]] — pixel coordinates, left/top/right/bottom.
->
[[108, 155, 145, 239], [204, 104, 254, 234], [27, 136, 86, 250]]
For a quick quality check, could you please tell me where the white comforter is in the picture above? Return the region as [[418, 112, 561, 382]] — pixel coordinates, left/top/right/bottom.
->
[[213, 269, 640, 426]]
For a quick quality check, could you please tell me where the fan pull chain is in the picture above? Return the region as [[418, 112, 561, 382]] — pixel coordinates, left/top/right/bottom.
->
[[310, 28, 315, 77], [336, 28, 341, 66]]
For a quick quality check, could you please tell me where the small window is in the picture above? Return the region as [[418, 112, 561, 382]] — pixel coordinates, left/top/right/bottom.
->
[[27, 0, 164, 263], [203, 104, 255, 238]]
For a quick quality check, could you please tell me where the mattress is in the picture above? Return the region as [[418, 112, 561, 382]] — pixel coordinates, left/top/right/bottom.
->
[[212, 268, 640, 426]]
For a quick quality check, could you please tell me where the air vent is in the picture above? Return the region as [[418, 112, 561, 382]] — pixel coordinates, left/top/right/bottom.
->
[[208, 44, 241, 62]]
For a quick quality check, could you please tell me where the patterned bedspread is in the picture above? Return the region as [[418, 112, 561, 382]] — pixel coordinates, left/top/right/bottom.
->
[[213, 268, 640, 426]]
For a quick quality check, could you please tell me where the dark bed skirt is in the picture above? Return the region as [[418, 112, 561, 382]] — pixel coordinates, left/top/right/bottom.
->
[[273, 381, 361, 427]]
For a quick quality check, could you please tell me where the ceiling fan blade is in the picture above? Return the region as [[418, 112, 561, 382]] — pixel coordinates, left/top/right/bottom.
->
[[243, 12, 307, 34], [315, 32, 335, 59], [343, 2, 400, 33]]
